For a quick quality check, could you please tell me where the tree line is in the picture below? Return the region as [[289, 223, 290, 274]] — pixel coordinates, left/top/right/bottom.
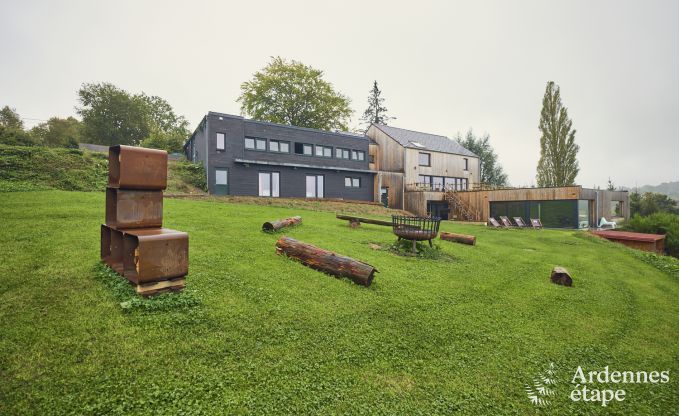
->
[[1, 56, 588, 189]]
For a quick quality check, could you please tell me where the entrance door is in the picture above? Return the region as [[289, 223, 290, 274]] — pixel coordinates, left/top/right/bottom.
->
[[214, 168, 229, 195], [305, 175, 324, 198], [380, 187, 389, 207]]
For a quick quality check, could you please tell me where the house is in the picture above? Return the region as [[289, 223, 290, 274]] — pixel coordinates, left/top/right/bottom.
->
[[366, 124, 481, 217], [183, 113, 629, 229], [184, 112, 374, 200]]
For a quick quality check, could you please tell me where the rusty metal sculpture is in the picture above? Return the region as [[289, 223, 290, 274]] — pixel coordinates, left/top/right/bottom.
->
[[101, 146, 189, 296]]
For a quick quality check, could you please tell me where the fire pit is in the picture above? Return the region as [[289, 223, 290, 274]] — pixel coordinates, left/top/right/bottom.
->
[[392, 215, 441, 253]]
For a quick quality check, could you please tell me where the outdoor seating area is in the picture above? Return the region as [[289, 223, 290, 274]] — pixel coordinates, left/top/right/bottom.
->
[[487, 217, 542, 229]]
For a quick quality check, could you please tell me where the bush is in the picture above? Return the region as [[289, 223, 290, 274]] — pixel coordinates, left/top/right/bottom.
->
[[168, 161, 207, 192], [624, 212, 679, 257]]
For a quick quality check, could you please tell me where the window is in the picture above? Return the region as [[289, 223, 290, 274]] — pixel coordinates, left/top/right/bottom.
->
[[216, 133, 225, 150], [356, 151, 365, 161], [418, 175, 431, 189], [463, 158, 469, 171], [245, 137, 255, 149], [432, 176, 444, 191], [444, 177, 455, 191], [255, 138, 266, 150], [280, 141, 289, 153], [295, 143, 313, 155], [258, 172, 280, 197], [345, 177, 361, 188], [419, 152, 431, 166], [336, 148, 342, 158], [269, 140, 290, 153], [351, 150, 365, 161], [316, 145, 332, 158], [215, 169, 228, 185], [369, 154, 375, 164], [306, 175, 324, 198], [336, 148, 352, 159]]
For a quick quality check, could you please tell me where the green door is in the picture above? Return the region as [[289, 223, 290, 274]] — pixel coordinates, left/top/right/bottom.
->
[[214, 168, 229, 195]]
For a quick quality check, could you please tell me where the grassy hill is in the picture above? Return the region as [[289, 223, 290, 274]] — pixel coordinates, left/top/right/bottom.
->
[[0, 144, 206, 194], [1, 190, 677, 415]]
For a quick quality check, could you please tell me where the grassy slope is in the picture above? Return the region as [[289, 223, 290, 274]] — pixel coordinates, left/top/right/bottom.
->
[[0, 144, 206, 194], [0, 191, 677, 415]]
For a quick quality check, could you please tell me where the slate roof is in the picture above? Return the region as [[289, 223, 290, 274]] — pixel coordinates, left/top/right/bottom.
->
[[373, 124, 477, 157]]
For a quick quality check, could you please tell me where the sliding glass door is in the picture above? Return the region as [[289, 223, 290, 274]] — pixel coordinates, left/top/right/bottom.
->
[[305, 175, 324, 198], [258, 172, 279, 197]]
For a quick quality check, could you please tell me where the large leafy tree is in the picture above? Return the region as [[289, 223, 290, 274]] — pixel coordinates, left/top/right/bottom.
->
[[238, 57, 352, 131], [77, 83, 149, 146], [456, 129, 508, 187], [77, 83, 189, 151], [360, 80, 393, 127], [0, 106, 40, 146], [30, 117, 83, 148], [536, 81, 579, 187]]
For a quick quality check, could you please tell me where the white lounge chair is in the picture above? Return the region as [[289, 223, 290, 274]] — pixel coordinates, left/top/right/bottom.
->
[[598, 217, 617, 229]]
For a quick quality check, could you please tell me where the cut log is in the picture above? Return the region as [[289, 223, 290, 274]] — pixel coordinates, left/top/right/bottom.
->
[[262, 216, 302, 232], [550, 266, 573, 287], [440, 231, 476, 246], [336, 214, 391, 227], [275, 236, 377, 287]]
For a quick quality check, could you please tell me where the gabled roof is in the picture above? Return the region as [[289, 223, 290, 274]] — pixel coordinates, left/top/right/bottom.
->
[[373, 124, 478, 157]]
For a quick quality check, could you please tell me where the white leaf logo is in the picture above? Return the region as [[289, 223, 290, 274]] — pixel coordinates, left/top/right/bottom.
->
[[525, 362, 557, 406]]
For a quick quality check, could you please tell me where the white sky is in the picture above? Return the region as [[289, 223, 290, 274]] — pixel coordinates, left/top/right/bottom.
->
[[1, 0, 678, 188]]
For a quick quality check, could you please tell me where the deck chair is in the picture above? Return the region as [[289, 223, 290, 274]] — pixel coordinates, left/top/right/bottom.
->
[[513, 217, 528, 228], [499, 216, 514, 227], [598, 217, 617, 229], [487, 217, 502, 228], [530, 218, 543, 229]]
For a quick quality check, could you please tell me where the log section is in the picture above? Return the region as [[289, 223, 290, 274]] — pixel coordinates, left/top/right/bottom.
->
[[440, 231, 476, 246], [263, 216, 302, 232]]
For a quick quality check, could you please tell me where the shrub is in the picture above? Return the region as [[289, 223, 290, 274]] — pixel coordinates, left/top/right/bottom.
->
[[168, 161, 207, 192], [624, 212, 679, 258]]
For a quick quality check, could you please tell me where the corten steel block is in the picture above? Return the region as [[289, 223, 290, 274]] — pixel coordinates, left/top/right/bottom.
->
[[108, 145, 168, 190], [105, 188, 163, 229], [122, 228, 189, 284], [101, 225, 124, 274]]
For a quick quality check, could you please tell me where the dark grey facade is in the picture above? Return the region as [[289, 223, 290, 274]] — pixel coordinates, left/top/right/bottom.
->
[[184, 112, 374, 201]]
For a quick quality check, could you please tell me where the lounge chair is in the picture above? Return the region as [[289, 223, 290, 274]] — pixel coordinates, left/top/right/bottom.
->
[[530, 218, 543, 229], [513, 217, 528, 227], [499, 216, 514, 227], [598, 217, 617, 229], [488, 217, 502, 228]]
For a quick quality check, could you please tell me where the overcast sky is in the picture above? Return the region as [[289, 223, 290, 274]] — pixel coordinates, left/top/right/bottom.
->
[[2, 0, 677, 187]]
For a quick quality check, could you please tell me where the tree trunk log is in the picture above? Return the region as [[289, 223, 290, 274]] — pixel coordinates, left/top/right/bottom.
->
[[262, 216, 302, 232], [336, 214, 391, 227], [275, 236, 377, 287], [550, 266, 573, 287], [440, 231, 476, 246]]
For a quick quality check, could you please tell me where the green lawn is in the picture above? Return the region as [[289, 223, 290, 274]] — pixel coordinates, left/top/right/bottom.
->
[[0, 191, 677, 415]]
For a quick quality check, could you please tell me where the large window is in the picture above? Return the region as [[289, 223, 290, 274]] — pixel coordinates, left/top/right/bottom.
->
[[345, 177, 361, 188], [258, 172, 280, 197], [216, 133, 225, 150], [306, 175, 324, 198], [419, 152, 431, 166], [490, 200, 578, 228]]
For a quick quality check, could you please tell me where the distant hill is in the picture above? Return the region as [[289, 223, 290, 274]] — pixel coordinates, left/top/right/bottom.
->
[[621, 181, 679, 201]]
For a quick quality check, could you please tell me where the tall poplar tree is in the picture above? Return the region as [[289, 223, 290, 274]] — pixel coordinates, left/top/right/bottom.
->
[[536, 81, 579, 187], [360, 81, 393, 127]]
